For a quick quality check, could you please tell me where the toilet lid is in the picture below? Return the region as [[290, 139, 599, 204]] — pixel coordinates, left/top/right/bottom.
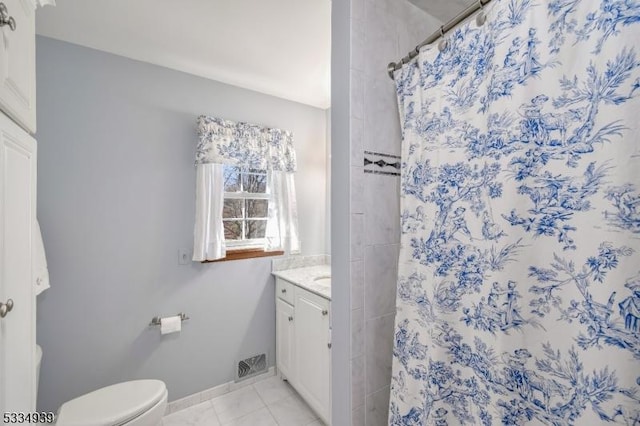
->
[[56, 380, 166, 426]]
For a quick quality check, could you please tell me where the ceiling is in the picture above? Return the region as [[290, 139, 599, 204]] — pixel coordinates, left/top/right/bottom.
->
[[36, 0, 331, 109], [408, 0, 475, 23]]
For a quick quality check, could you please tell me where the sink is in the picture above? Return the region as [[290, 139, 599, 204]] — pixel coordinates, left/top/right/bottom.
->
[[313, 275, 331, 287]]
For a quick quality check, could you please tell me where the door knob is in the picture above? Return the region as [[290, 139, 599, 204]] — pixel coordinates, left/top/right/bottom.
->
[[0, 3, 16, 31], [321, 310, 328, 316], [0, 298, 13, 318], [288, 316, 293, 322], [281, 289, 287, 293]]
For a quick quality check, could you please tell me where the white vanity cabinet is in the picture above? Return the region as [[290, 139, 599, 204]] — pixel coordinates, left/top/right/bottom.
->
[[275, 298, 294, 379], [0, 0, 37, 134], [293, 287, 331, 420], [275, 277, 331, 424], [0, 109, 36, 413], [0, 0, 38, 414]]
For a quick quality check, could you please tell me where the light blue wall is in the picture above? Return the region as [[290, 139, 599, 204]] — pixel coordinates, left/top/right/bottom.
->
[[35, 36, 327, 412]]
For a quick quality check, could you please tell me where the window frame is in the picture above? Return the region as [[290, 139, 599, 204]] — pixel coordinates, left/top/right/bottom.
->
[[209, 166, 283, 262], [222, 190, 270, 249]]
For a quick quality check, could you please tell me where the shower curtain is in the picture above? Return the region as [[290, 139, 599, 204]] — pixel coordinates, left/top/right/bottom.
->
[[390, 0, 640, 424]]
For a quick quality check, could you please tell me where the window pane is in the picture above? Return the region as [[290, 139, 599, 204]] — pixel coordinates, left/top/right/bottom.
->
[[243, 173, 267, 194], [223, 220, 243, 240], [223, 199, 243, 219], [246, 199, 268, 218], [223, 166, 241, 192], [246, 220, 267, 239]]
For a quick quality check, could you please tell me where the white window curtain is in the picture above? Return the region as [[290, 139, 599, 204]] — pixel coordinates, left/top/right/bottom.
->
[[265, 170, 300, 253], [193, 116, 300, 261], [193, 163, 226, 261]]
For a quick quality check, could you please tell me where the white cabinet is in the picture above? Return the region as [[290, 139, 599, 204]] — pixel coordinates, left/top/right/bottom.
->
[[275, 298, 294, 380], [0, 0, 38, 413], [275, 278, 331, 425], [293, 288, 330, 421], [0, 111, 36, 413], [0, 0, 36, 133]]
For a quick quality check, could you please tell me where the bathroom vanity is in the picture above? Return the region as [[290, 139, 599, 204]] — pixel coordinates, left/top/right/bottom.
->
[[0, 0, 39, 414], [272, 263, 331, 425]]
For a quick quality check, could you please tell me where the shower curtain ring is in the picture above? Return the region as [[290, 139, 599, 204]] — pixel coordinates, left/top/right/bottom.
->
[[476, 0, 487, 26], [438, 26, 449, 52], [387, 62, 397, 79]]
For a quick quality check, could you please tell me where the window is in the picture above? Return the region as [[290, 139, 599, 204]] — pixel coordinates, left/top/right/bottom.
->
[[222, 165, 269, 249]]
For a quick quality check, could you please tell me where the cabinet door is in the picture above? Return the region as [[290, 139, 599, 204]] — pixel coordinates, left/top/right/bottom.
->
[[294, 288, 330, 423], [0, 0, 36, 133], [0, 111, 36, 413], [276, 298, 294, 380]]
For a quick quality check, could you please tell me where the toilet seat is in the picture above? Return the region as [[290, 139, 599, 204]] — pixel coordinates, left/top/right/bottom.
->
[[56, 380, 167, 426]]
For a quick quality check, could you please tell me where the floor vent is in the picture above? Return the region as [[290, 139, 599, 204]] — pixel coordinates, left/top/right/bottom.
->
[[236, 353, 267, 381]]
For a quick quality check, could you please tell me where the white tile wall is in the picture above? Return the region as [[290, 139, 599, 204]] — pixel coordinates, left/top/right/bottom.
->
[[350, 307, 364, 358], [363, 3, 400, 78], [348, 0, 442, 424], [349, 214, 364, 260], [350, 117, 364, 167], [351, 167, 365, 214], [363, 74, 402, 156], [350, 260, 365, 311], [351, 17, 366, 73], [365, 385, 391, 426], [364, 245, 399, 320], [350, 70, 365, 120], [407, 0, 472, 22], [364, 174, 400, 245], [352, 404, 366, 426], [351, 355, 365, 410], [365, 313, 395, 395]]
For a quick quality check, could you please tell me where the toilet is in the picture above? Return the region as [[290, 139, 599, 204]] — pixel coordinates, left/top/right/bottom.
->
[[36, 346, 168, 426]]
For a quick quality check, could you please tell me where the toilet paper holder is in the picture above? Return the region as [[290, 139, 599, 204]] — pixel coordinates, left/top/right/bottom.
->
[[149, 312, 189, 326]]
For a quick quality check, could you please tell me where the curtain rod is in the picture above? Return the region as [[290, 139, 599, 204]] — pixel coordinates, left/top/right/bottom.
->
[[387, 0, 493, 80]]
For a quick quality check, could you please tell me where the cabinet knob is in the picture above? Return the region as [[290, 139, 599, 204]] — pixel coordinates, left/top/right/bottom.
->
[[288, 316, 293, 322], [0, 298, 14, 318], [0, 3, 16, 31], [327, 343, 332, 349], [321, 310, 328, 316], [281, 289, 287, 293]]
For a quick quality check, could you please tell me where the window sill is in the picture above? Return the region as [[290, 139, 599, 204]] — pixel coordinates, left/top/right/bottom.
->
[[201, 248, 284, 263]]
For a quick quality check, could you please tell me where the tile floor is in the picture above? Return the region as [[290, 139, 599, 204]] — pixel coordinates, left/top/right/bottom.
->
[[162, 375, 326, 426]]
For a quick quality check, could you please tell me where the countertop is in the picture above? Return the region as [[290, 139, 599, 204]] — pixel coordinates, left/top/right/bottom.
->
[[272, 264, 331, 300]]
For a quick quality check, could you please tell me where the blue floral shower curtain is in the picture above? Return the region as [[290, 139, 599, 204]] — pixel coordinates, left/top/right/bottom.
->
[[390, 1, 640, 424]]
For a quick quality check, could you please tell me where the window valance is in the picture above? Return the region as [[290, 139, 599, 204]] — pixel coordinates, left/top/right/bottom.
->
[[196, 115, 297, 173]]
